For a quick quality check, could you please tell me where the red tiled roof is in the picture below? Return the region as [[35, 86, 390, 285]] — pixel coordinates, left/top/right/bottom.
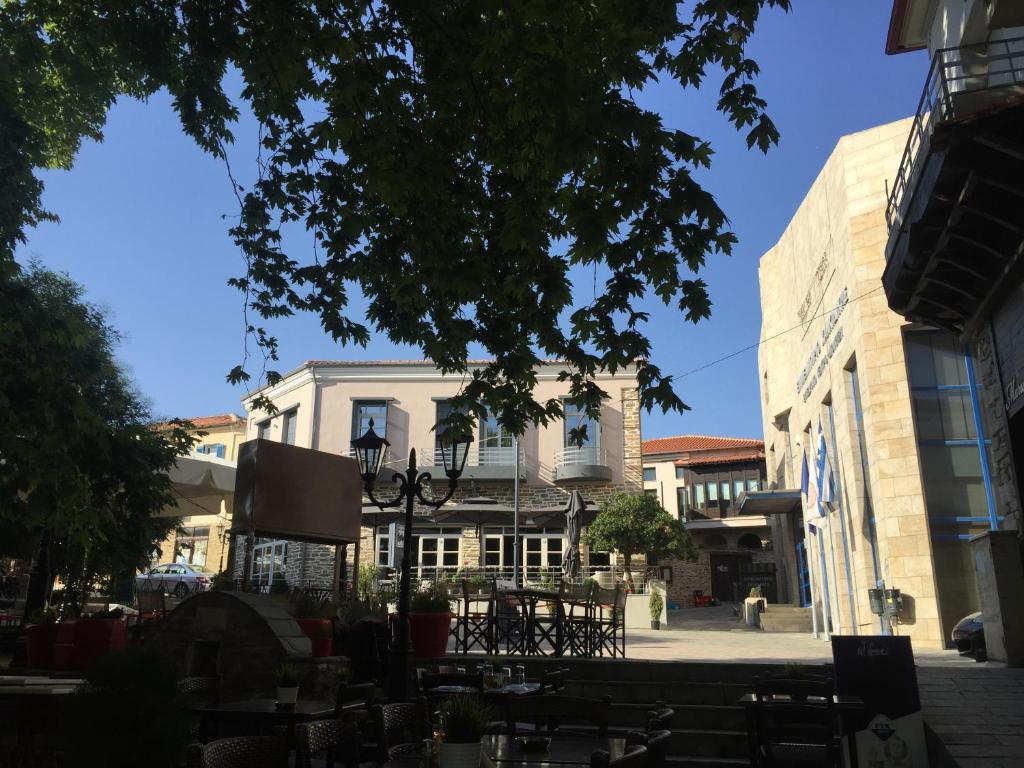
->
[[641, 435, 763, 456], [675, 448, 765, 468], [155, 413, 246, 431]]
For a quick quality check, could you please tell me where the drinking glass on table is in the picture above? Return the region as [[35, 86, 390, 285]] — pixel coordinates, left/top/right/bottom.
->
[[514, 665, 526, 687]]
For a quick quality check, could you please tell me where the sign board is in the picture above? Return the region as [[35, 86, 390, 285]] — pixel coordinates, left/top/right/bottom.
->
[[831, 635, 927, 768], [231, 439, 363, 544]]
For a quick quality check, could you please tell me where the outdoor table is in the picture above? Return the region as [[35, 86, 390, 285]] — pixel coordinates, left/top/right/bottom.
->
[[430, 682, 542, 698], [738, 693, 863, 768], [483, 733, 626, 766], [192, 697, 335, 742], [0, 677, 82, 767]]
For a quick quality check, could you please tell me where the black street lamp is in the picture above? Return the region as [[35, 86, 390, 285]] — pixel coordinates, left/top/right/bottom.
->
[[352, 418, 472, 700]]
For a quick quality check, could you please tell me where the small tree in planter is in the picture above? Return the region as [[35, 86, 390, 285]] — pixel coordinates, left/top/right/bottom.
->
[[408, 581, 454, 659], [649, 591, 664, 630], [439, 694, 493, 768], [583, 493, 697, 591]]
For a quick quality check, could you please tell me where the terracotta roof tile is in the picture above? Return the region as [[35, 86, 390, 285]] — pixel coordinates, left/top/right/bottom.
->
[[641, 434, 763, 455], [155, 413, 246, 431], [674, 448, 765, 467]]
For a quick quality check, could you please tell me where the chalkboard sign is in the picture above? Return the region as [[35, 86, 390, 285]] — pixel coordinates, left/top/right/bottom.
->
[[831, 635, 927, 768]]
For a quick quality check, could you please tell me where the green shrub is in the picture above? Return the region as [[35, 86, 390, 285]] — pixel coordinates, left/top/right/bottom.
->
[[648, 591, 664, 621], [440, 695, 493, 743], [409, 581, 453, 613], [276, 664, 302, 687]]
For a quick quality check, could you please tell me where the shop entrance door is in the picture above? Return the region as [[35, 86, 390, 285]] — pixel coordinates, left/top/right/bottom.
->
[[710, 553, 750, 603]]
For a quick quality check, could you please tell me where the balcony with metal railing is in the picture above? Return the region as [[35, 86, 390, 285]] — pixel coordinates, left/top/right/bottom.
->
[[883, 36, 1024, 334], [553, 445, 612, 483], [418, 443, 526, 482]]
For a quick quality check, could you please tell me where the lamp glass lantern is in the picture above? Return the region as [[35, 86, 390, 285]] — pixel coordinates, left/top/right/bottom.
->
[[437, 429, 473, 479], [351, 418, 389, 482]]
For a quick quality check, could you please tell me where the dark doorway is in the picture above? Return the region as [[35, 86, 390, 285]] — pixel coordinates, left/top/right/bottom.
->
[[710, 553, 751, 603]]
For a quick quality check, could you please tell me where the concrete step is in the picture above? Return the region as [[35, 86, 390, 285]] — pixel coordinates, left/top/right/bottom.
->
[[667, 756, 748, 768]]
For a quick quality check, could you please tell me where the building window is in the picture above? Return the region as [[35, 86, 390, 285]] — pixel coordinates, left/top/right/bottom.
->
[[737, 533, 762, 550], [257, 420, 271, 440], [704, 533, 727, 549], [563, 401, 599, 460], [353, 400, 388, 441], [196, 443, 226, 459], [281, 408, 298, 446], [643, 467, 656, 482], [747, 478, 760, 492], [706, 482, 718, 502], [675, 466, 685, 480], [408, 528, 461, 580], [483, 528, 563, 581], [435, 400, 469, 461], [676, 487, 690, 520], [176, 526, 210, 567], [479, 410, 515, 465], [693, 483, 706, 513], [720, 481, 731, 502], [376, 527, 392, 567], [250, 539, 288, 587], [905, 330, 998, 640], [734, 480, 745, 498]]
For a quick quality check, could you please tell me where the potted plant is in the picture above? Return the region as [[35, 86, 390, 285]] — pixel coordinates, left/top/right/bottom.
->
[[648, 591, 664, 630], [25, 608, 59, 669], [408, 581, 454, 659], [439, 695, 493, 768], [292, 594, 335, 657], [276, 664, 301, 706]]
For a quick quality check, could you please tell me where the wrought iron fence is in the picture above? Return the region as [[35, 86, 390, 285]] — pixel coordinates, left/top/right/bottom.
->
[[886, 36, 1024, 235]]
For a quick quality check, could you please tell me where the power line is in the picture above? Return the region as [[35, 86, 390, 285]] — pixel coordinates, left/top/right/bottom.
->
[[673, 285, 884, 380]]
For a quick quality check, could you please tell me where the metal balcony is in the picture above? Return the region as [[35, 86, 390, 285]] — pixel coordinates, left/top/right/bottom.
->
[[418, 444, 526, 482], [883, 37, 1024, 335], [553, 446, 612, 483]]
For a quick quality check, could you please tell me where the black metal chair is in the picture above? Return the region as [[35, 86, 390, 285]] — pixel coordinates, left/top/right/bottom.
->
[[539, 667, 567, 694], [295, 718, 361, 768], [185, 732, 288, 768], [646, 701, 674, 731], [370, 697, 432, 761], [746, 676, 840, 768], [505, 694, 612, 737], [334, 681, 377, 717], [626, 730, 671, 768], [591, 745, 648, 768], [455, 578, 495, 653], [559, 581, 595, 657]]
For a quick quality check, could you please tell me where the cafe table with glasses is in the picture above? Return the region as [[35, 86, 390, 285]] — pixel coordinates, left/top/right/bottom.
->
[[191, 697, 336, 742]]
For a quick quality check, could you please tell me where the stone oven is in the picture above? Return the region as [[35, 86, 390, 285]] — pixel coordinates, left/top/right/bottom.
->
[[149, 590, 343, 702]]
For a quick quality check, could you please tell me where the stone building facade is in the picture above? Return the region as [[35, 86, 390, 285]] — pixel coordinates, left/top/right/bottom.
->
[[756, 118, 1010, 649], [642, 435, 773, 608], [237, 361, 643, 589]]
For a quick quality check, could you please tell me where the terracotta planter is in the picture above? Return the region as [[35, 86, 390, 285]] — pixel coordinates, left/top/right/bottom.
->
[[408, 611, 453, 659], [25, 623, 58, 670], [296, 618, 333, 657]]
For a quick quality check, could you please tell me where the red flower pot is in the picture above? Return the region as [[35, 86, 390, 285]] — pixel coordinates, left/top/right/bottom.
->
[[296, 618, 333, 657], [25, 624, 58, 670], [408, 612, 454, 659]]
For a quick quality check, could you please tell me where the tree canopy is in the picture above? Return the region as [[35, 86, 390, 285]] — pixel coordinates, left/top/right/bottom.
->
[[0, 260, 195, 610], [1, 0, 789, 436], [584, 491, 696, 584]]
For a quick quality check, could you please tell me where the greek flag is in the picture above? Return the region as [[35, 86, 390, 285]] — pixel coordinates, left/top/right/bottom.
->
[[814, 421, 834, 517]]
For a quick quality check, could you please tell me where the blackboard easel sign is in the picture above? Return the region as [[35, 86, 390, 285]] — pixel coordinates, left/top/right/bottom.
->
[[831, 635, 928, 768]]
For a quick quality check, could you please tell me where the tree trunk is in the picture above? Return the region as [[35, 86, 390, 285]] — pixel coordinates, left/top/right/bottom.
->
[[22, 529, 52, 621], [623, 552, 633, 591]]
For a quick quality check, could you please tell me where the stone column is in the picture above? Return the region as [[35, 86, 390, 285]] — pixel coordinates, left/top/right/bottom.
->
[[971, 530, 1024, 666], [621, 386, 642, 491]]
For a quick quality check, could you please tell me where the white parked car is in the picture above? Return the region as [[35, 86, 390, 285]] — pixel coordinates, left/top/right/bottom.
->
[[135, 563, 210, 598]]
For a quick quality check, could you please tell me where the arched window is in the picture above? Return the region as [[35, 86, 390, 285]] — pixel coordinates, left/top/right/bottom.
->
[[738, 533, 763, 550], [704, 533, 727, 549]]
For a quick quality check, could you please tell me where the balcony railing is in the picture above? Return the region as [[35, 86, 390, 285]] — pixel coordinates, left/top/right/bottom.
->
[[422, 444, 523, 468], [886, 36, 1024, 235], [554, 446, 605, 466]]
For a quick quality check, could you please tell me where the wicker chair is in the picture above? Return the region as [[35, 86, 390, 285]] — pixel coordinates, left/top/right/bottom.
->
[[505, 694, 612, 737], [626, 730, 671, 768], [591, 745, 648, 768], [178, 676, 221, 706], [185, 732, 288, 768], [295, 718, 361, 768], [370, 697, 432, 761]]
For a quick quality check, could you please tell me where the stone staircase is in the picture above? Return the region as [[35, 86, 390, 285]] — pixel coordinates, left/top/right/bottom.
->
[[444, 655, 833, 768], [756, 604, 812, 634]]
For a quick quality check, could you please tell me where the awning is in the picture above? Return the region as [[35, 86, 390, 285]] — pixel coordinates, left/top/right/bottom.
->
[[737, 489, 801, 516], [432, 497, 515, 527], [527, 502, 600, 528], [163, 454, 236, 518]]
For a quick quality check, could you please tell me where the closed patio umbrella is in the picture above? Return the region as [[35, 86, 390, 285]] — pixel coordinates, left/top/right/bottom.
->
[[561, 490, 586, 581], [431, 496, 515, 527]]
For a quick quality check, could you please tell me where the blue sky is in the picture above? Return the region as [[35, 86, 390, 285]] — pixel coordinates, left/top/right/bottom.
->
[[15, 3, 926, 440]]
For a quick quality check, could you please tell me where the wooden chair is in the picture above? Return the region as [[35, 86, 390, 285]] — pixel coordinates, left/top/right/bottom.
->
[[505, 694, 611, 737], [457, 578, 495, 653], [539, 667, 568, 694], [185, 732, 288, 768], [592, 585, 626, 658], [746, 676, 840, 768], [626, 730, 671, 768], [295, 718, 360, 768], [370, 697, 432, 761], [559, 581, 595, 657], [591, 745, 648, 768]]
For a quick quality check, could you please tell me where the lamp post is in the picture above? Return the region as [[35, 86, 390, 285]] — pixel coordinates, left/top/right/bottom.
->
[[351, 418, 472, 701]]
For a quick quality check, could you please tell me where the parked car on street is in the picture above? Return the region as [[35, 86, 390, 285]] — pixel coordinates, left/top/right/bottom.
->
[[952, 611, 986, 661], [135, 563, 210, 598]]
